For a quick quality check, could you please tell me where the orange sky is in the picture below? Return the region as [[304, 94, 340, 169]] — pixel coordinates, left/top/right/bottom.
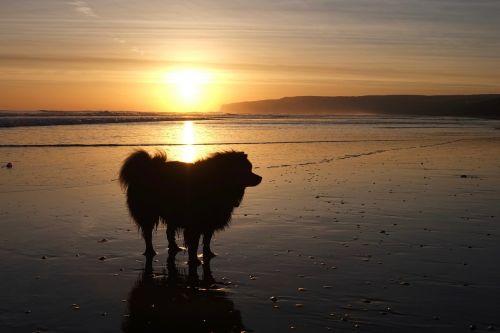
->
[[1, 1, 499, 112]]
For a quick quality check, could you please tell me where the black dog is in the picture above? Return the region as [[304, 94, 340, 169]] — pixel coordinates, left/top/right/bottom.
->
[[119, 150, 262, 264]]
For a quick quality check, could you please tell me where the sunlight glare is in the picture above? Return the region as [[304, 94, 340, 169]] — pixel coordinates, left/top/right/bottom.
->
[[163, 69, 213, 111], [181, 121, 197, 162]]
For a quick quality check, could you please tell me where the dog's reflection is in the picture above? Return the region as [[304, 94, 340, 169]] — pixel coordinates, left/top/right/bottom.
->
[[122, 252, 245, 333]]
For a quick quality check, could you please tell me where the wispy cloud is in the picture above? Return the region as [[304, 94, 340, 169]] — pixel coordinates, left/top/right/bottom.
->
[[67, 1, 98, 18]]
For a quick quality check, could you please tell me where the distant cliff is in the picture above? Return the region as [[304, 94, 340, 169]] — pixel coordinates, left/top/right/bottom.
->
[[220, 95, 500, 118]]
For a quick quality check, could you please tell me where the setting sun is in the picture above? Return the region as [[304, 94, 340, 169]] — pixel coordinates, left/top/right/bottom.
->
[[163, 69, 213, 111]]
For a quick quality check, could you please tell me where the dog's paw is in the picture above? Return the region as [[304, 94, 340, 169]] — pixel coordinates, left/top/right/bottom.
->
[[188, 257, 202, 266], [143, 248, 157, 257], [203, 249, 217, 259], [168, 244, 183, 254]]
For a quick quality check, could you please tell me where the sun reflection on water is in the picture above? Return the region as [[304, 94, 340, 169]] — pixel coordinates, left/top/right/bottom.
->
[[181, 121, 197, 163]]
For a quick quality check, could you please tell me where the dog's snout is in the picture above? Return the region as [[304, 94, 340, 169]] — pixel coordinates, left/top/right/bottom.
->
[[249, 173, 262, 186]]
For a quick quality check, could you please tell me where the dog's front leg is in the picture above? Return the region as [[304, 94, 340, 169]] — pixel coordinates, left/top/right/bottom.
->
[[166, 225, 181, 253], [185, 229, 201, 266], [203, 231, 216, 259]]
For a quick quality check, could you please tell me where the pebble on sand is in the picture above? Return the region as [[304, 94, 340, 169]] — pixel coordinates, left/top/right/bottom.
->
[[99, 256, 106, 261], [270, 296, 278, 302], [6, 162, 13, 168]]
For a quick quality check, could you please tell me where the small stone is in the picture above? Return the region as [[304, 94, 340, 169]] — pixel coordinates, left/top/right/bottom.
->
[[101, 312, 108, 316], [6, 162, 12, 168], [469, 324, 476, 331], [99, 256, 106, 261], [461, 175, 468, 178], [25, 310, 31, 314], [41, 256, 47, 260], [400, 281, 410, 286], [354, 324, 359, 328], [72, 304, 80, 310], [295, 303, 303, 308], [98, 238, 108, 243], [341, 314, 349, 321], [297, 287, 306, 292], [270, 296, 278, 302]]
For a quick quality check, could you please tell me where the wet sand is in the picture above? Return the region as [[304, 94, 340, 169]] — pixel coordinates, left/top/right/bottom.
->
[[1, 119, 499, 332]]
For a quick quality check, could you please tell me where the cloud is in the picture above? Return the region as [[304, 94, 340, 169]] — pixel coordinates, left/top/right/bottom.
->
[[67, 1, 97, 18]]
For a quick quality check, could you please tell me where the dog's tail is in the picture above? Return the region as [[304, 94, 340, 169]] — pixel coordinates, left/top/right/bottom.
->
[[119, 150, 166, 189]]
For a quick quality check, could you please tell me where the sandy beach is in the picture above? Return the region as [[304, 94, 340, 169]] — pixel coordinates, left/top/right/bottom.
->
[[1, 117, 499, 332]]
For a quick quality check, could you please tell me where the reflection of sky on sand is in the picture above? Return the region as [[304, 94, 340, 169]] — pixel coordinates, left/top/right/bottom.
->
[[181, 121, 196, 163], [0, 119, 500, 331]]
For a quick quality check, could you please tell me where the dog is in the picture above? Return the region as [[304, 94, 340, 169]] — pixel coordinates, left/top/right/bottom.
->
[[119, 150, 262, 265]]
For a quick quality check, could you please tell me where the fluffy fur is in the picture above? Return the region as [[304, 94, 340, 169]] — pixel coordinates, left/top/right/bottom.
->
[[119, 150, 262, 264]]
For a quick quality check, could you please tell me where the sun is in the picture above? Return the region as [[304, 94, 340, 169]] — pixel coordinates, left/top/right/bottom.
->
[[163, 69, 213, 111]]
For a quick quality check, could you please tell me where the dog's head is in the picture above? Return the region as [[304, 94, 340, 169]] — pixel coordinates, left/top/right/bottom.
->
[[205, 151, 262, 188], [194, 151, 261, 208], [225, 152, 262, 188]]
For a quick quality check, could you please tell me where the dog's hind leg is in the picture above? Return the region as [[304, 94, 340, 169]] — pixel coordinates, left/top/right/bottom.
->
[[166, 225, 182, 253], [184, 229, 201, 266], [142, 224, 157, 257], [203, 231, 216, 259]]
